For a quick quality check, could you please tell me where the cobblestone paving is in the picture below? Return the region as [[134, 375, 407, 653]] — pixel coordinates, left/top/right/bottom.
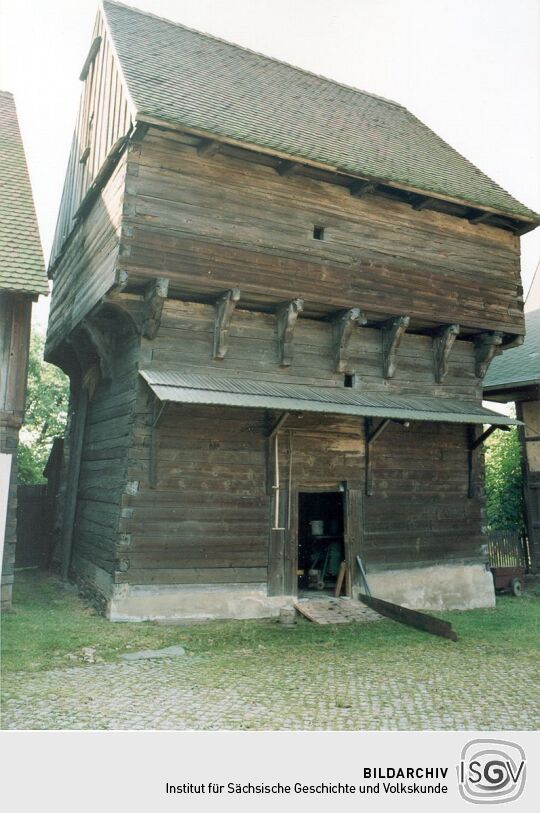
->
[[2, 645, 539, 730]]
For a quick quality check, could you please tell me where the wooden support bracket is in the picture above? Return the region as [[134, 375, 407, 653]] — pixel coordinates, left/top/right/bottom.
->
[[142, 277, 169, 340], [382, 315, 410, 378], [276, 160, 301, 177], [80, 319, 114, 381], [349, 180, 376, 198], [433, 324, 460, 383], [474, 331, 503, 378], [365, 417, 391, 496], [412, 195, 432, 211], [468, 210, 493, 225], [332, 307, 367, 373], [276, 299, 304, 366], [213, 288, 241, 359], [197, 139, 221, 157], [467, 423, 510, 497]]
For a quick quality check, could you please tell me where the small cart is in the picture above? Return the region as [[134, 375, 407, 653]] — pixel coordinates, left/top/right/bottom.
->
[[490, 566, 525, 596]]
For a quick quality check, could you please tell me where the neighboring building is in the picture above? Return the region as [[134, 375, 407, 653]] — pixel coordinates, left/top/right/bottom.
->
[[484, 265, 540, 571], [0, 91, 48, 609], [45, 1, 538, 621]]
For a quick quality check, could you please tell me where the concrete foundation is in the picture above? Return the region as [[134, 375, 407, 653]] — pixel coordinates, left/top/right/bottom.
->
[[105, 562, 494, 621], [108, 582, 295, 622], [357, 562, 495, 611]]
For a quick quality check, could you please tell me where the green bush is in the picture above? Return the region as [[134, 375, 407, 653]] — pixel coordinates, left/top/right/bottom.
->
[[17, 332, 69, 484], [484, 426, 524, 531]]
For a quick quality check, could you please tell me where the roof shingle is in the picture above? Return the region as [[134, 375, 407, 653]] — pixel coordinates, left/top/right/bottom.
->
[[0, 91, 47, 296], [103, 0, 538, 223]]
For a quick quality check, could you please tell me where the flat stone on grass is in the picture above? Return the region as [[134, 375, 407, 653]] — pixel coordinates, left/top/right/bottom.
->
[[120, 645, 186, 661]]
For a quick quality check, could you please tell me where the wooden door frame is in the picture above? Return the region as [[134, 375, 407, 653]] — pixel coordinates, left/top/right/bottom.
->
[[288, 483, 362, 598]]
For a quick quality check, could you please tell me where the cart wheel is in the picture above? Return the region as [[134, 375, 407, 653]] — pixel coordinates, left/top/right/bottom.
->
[[317, 580, 325, 591], [511, 578, 523, 597]]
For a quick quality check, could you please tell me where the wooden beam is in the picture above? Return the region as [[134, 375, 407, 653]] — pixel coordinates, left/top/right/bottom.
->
[[349, 180, 376, 198], [471, 424, 510, 451], [197, 139, 221, 157], [79, 36, 101, 80], [332, 307, 366, 373], [474, 331, 503, 378], [367, 417, 391, 445], [213, 288, 241, 359], [276, 160, 301, 177], [381, 315, 410, 378], [433, 324, 460, 383], [80, 319, 114, 381], [61, 385, 88, 580], [358, 593, 458, 641], [276, 298, 304, 366], [268, 412, 290, 439], [142, 277, 169, 340]]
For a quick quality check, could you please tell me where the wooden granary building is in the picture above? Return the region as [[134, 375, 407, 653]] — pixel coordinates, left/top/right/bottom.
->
[[46, 1, 539, 620], [1, 91, 48, 609]]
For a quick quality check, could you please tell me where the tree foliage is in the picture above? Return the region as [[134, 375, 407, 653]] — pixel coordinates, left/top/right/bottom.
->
[[484, 426, 524, 531], [17, 332, 69, 484]]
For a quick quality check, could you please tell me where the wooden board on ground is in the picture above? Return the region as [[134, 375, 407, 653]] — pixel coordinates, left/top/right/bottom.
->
[[294, 597, 382, 625], [358, 592, 458, 641]]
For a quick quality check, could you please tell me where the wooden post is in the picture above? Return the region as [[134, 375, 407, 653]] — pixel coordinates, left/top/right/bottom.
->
[[61, 383, 88, 580]]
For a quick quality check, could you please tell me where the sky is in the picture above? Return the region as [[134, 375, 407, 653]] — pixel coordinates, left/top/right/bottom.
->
[[1, 0, 539, 332]]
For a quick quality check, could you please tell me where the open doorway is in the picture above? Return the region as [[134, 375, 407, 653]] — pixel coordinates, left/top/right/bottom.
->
[[297, 491, 346, 595]]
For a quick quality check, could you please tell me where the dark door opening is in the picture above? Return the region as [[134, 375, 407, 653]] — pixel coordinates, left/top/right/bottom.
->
[[297, 491, 345, 594]]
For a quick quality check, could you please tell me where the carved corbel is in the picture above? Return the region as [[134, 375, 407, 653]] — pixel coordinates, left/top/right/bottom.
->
[[142, 278, 169, 340], [382, 315, 410, 379], [276, 299, 304, 366], [433, 324, 460, 383], [474, 331, 503, 378], [332, 308, 367, 373], [213, 288, 241, 359]]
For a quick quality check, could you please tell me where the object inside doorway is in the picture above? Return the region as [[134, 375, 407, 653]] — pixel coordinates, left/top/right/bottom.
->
[[297, 492, 345, 593]]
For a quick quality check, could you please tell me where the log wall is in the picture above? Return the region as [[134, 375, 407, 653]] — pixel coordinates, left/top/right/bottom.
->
[[120, 129, 523, 336]]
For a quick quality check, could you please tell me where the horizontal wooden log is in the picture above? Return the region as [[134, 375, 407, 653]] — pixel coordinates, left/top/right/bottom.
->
[[358, 593, 458, 641]]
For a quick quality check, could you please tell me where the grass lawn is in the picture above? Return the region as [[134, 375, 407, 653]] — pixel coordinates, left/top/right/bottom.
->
[[2, 568, 539, 677]]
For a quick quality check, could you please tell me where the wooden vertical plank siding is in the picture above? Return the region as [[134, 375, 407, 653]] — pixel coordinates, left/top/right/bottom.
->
[[43, 2, 537, 615]]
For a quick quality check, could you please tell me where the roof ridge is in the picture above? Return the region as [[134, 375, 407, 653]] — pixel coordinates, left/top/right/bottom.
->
[[101, 0, 407, 111]]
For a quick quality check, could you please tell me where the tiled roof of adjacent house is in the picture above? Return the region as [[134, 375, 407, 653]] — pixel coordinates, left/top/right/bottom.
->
[[484, 307, 540, 390], [0, 91, 47, 295], [102, 0, 538, 223]]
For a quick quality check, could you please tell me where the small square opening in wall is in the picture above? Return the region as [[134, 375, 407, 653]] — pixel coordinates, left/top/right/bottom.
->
[[344, 374, 356, 388], [313, 225, 325, 240]]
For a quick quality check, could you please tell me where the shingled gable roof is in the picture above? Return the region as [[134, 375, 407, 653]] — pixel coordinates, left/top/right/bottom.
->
[[101, 0, 539, 226], [0, 91, 47, 296]]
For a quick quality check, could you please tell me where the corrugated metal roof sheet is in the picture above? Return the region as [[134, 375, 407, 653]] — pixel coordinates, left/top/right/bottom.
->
[[102, 1, 539, 223], [484, 307, 540, 391], [0, 91, 48, 295], [140, 369, 518, 426]]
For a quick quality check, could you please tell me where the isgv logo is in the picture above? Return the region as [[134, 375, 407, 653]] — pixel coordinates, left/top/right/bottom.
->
[[458, 739, 526, 804]]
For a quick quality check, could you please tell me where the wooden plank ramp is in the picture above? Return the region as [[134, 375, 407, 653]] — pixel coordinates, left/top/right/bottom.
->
[[294, 597, 382, 625]]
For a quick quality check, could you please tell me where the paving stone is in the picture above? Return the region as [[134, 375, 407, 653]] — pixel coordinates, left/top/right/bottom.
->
[[120, 645, 186, 661], [2, 646, 538, 731]]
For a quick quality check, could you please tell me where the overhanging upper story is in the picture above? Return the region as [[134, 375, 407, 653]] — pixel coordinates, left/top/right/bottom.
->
[[46, 0, 539, 382]]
